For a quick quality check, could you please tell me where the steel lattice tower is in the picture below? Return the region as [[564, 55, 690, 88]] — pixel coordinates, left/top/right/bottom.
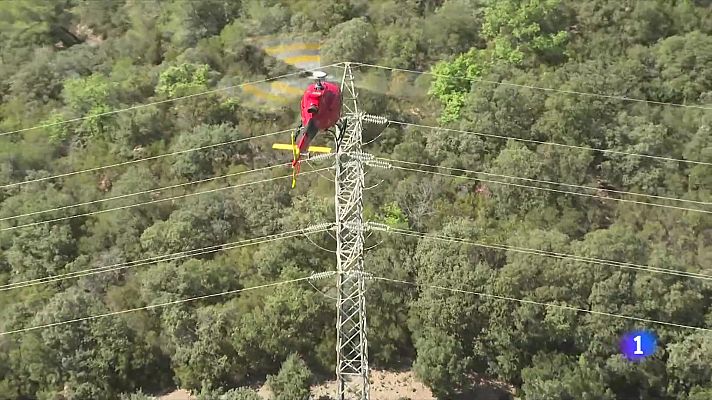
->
[[334, 63, 369, 400]]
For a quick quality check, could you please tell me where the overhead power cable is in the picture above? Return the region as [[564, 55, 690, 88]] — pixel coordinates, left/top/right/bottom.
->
[[389, 120, 712, 168], [1, 167, 329, 232], [0, 275, 315, 336], [0, 62, 344, 139], [0, 128, 290, 190], [372, 275, 712, 332], [384, 160, 712, 215], [1, 225, 332, 291], [381, 227, 712, 282], [380, 157, 712, 209], [353, 62, 712, 111], [1, 162, 285, 223]]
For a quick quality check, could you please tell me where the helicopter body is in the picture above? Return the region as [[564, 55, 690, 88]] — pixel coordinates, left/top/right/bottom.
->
[[293, 77, 342, 160], [301, 80, 342, 130], [272, 71, 346, 188]]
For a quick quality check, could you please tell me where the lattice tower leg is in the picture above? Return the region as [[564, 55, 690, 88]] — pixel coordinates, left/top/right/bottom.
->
[[334, 63, 369, 400]]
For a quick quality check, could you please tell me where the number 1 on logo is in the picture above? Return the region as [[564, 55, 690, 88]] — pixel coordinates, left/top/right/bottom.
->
[[633, 335, 643, 355]]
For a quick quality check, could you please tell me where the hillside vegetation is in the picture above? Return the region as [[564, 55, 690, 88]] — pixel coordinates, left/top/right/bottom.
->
[[0, 1, 711, 399]]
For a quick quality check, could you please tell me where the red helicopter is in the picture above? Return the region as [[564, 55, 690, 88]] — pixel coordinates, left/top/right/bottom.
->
[[273, 71, 346, 187]]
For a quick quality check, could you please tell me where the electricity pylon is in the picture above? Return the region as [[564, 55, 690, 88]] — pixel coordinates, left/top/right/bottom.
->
[[333, 62, 389, 400], [334, 63, 369, 400]]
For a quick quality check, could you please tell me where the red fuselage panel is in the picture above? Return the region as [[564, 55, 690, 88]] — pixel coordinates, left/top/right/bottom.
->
[[301, 81, 341, 130]]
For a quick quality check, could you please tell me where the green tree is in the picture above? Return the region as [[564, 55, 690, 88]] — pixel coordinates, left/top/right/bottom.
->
[[653, 31, 712, 104], [689, 387, 712, 400], [378, 201, 409, 229], [24, 288, 161, 399], [80, 165, 162, 259], [428, 0, 570, 122], [138, 258, 242, 305], [486, 141, 551, 217], [235, 182, 291, 236], [685, 119, 712, 201], [667, 333, 712, 394], [0, 0, 77, 49], [267, 353, 313, 400], [365, 233, 417, 366], [377, 25, 421, 69], [393, 174, 448, 230], [321, 17, 377, 64], [169, 124, 249, 180], [521, 353, 615, 400], [170, 306, 241, 391], [231, 268, 333, 375], [482, 0, 570, 64], [63, 74, 114, 115], [424, 127, 487, 171], [428, 48, 493, 123], [158, 0, 241, 54], [476, 228, 582, 382], [156, 63, 211, 98], [413, 328, 471, 399], [219, 21, 250, 68], [422, 0, 484, 59], [603, 354, 670, 400], [4, 223, 77, 283], [61, 73, 118, 139], [139, 193, 244, 257], [292, 0, 354, 33], [110, 0, 163, 65], [240, 0, 291, 35]]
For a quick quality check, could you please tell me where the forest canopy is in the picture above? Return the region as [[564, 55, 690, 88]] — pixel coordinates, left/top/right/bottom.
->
[[0, 1, 711, 399]]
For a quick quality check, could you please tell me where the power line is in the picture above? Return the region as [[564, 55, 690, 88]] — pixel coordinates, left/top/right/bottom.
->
[[382, 227, 712, 282], [389, 120, 712, 168], [353, 62, 712, 111], [380, 157, 712, 208], [386, 163, 712, 215], [1, 167, 329, 232], [372, 275, 712, 332], [0, 275, 314, 336], [1, 225, 331, 291], [0, 128, 290, 190], [0, 163, 285, 223], [0, 63, 343, 139]]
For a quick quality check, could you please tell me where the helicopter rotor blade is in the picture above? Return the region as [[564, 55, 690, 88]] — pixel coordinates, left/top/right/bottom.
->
[[234, 34, 326, 113], [347, 65, 431, 101], [234, 32, 429, 115]]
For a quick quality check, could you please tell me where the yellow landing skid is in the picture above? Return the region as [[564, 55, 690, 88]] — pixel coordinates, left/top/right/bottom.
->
[[272, 143, 332, 188], [271, 143, 332, 153]]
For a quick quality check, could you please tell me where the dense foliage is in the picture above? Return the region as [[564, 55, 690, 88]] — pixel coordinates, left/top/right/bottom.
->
[[1, 0, 711, 399]]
